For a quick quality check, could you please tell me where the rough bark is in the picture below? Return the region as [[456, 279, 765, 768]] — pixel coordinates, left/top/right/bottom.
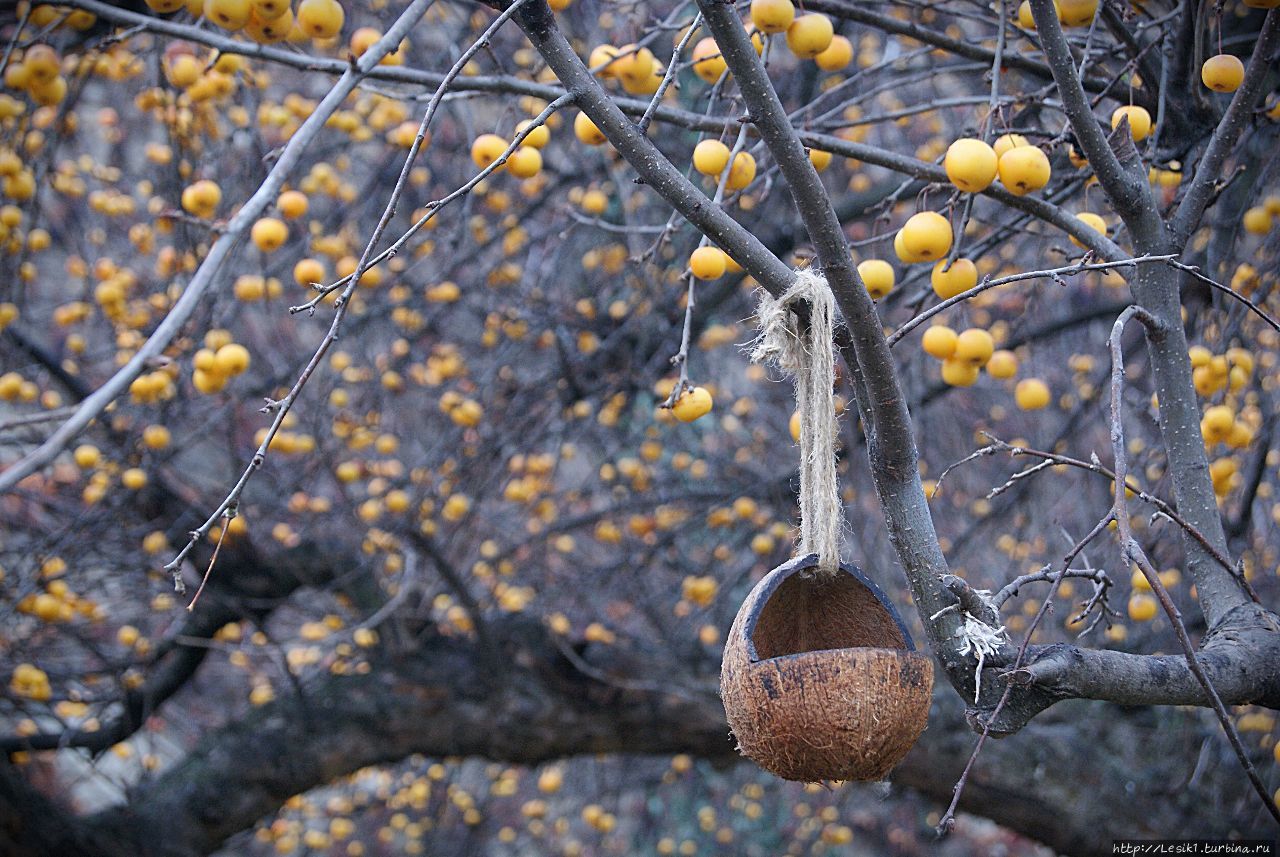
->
[[1, 616, 1270, 857]]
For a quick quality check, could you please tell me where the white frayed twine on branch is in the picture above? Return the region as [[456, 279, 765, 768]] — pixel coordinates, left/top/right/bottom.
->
[[931, 592, 1009, 703], [750, 268, 844, 577]]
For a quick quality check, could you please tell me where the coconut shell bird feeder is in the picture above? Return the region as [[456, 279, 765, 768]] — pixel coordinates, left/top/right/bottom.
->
[[722, 270, 933, 782], [721, 554, 933, 782]]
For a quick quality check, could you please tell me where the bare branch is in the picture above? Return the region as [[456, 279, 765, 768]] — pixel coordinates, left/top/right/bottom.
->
[[889, 254, 1175, 347], [1168, 259, 1280, 334], [1028, 0, 1153, 222], [992, 565, 1110, 610], [1171, 9, 1280, 242]]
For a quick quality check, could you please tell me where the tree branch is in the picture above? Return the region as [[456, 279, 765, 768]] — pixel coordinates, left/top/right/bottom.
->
[[1017, 622, 1280, 708], [1171, 9, 1280, 243], [3, 618, 1270, 857], [503, 4, 795, 295], [1106, 305, 1280, 824], [799, 130, 1128, 260], [1028, 0, 1153, 222]]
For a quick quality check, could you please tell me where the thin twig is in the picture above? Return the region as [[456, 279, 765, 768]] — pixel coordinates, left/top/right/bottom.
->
[[638, 11, 700, 133], [1167, 259, 1280, 333], [888, 255, 1176, 346], [186, 506, 234, 610], [153, 0, 440, 581], [929, 443, 1002, 499], [661, 123, 748, 409], [983, 0, 1008, 137], [165, 11, 553, 589], [992, 565, 1110, 609], [986, 459, 1054, 500], [974, 432, 1256, 600], [0, 5, 32, 79], [290, 93, 572, 311], [937, 511, 1115, 835], [0, 407, 79, 432], [1171, 9, 1280, 242]]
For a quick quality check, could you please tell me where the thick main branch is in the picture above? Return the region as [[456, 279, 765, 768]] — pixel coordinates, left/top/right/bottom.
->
[[3, 618, 1270, 857]]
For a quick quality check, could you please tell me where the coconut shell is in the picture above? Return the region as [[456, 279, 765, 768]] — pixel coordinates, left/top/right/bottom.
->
[[721, 554, 933, 782]]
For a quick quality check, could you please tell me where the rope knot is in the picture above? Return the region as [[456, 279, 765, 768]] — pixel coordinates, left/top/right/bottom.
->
[[750, 268, 843, 576], [750, 268, 829, 371]]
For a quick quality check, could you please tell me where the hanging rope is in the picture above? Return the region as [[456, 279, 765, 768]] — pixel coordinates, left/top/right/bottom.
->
[[751, 268, 843, 577]]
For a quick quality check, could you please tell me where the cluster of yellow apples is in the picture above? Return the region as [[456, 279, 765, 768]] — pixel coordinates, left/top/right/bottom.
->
[[1200, 403, 1255, 450], [585, 42, 673, 95], [691, 139, 758, 191], [143, 0, 346, 44], [883, 208, 977, 303], [128, 368, 180, 404], [922, 325, 1002, 387], [944, 134, 1052, 198], [16, 568, 103, 623], [1016, 0, 1102, 29], [0, 369, 40, 403], [748, 0, 846, 65], [2, 43, 67, 107], [919, 323, 1052, 407], [8, 664, 52, 701], [873, 133, 1057, 302], [470, 119, 549, 179], [1189, 344, 1253, 398], [1187, 345, 1259, 499], [502, 455, 557, 504], [192, 330, 252, 394], [579, 0, 849, 95], [0, 146, 35, 204], [440, 390, 484, 428], [1194, 345, 1255, 405], [686, 1, 851, 85], [160, 44, 246, 105]]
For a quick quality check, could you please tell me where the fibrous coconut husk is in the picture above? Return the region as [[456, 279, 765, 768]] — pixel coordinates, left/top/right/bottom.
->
[[721, 554, 934, 782]]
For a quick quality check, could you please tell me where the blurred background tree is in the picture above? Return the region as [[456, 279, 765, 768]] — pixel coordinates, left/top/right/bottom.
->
[[1, 0, 1279, 854]]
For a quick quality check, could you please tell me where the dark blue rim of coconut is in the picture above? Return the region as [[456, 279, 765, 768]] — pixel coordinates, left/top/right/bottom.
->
[[740, 553, 917, 661]]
